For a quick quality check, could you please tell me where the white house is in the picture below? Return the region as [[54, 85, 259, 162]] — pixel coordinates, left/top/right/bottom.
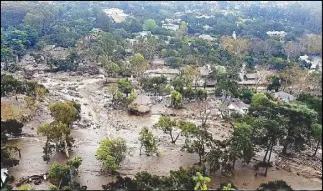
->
[[228, 101, 250, 115], [266, 31, 287, 38], [198, 34, 215, 42], [137, 31, 151, 37], [162, 23, 179, 31]]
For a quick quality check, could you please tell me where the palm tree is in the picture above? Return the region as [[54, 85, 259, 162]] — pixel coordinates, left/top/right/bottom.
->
[[193, 172, 211, 190]]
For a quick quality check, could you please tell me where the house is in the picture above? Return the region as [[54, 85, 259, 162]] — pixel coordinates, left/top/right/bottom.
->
[[137, 31, 151, 37], [238, 80, 257, 86], [228, 101, 250, 115], [204, 79, 216, 87], [203, 25, 212, 31], [244, 73, 258, 81], [193, 78, 206, 87], [162, 23, 179, 31], [90, 28, 103, 34], [309, 56, 322, 71], [143, 68, 180, 76], [299, 55, 322, 72], [198, 34, 215, 42], [1, 168, 8, 188], [125, 49, 133, 56], [266, 31, 287, 41], [126, 38, 138, 46], [196, 15, 214, 19], [272, 91, 296, 102], [150, 58, 165, 66], [199, 65, 212, 77]]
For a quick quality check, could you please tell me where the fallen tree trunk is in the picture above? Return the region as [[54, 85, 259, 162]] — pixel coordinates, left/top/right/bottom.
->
[[62, 133, 69, 158]]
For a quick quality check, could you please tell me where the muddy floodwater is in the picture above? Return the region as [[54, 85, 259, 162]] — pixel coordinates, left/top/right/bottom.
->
[[4, 72, 322, 190]]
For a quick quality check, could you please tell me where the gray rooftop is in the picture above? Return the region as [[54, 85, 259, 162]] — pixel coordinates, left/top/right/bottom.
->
[[273, 91, 296, 102]]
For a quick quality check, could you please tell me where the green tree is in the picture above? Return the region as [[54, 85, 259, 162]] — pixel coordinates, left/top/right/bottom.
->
[[214, 69, 240, 98], [1, 119, 23, 142], [37, 121, 74, 160], [311, 123, 322, 157], [155, 116, 195, 144], [139, 127, 158, 156], [257, 180, 293, 191], [1, 47, 14, 69], [100, 55, 120, 79], [96, 138, 127, 172], [140, 75, 168, 96], [49, 101, 79, 126], [61, 186, 72, 191], [255, 115, 287, 176], [161, 48, 167, 58], [229, 122, 254, 169], [170, 90, 183, 109], [267, 75, 281, 92], [297, 93, 322, 124], [222, 183, 235, 190], [183, 65, 200, 88], [155, 116, 179, 144], [277, 103, 317, 154], [143, 19, 158, 31], [182, 124, 213, 165], [130, 53, 148, 78], [193, 172, 211, 190], [49, 162, 70, 180], [18, 184, 35, 190], [117, 79, 134, 97], [249, 93, 276, 114], [48, 185, 58, 190], [240, 89, 254, 104], [176, 21, 188, 40], [133, 36, 159, 60]]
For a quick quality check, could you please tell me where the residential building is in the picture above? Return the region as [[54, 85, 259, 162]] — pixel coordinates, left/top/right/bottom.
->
[[137, 31, 151, 37], [198, 34, 215, 42], [150, 57, 165, 67], [199, 65, 212, 77], [162, 23, 179, 31], [272, 91, 296, 102], [266, 31, 287, 41], [203, 25, 212, 31], [244, 73, 258, 81], [227, 101, 250, 115]]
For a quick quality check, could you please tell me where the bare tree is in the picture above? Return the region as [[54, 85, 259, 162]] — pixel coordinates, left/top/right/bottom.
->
[[279, 66, 311, 96], [192, 99, 216, 129], [283, 41, 303, 61], [254, 65, 270, 92]]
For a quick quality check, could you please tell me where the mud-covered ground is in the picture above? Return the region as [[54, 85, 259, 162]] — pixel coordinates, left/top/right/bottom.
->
[[3, 72, 322, 190]]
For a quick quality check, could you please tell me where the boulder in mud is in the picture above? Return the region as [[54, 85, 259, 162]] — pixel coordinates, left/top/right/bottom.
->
[[128, 94, 152, 115], [128, 103, 150, 115]]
